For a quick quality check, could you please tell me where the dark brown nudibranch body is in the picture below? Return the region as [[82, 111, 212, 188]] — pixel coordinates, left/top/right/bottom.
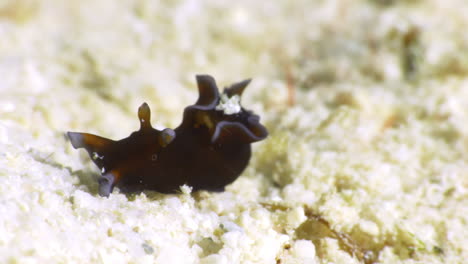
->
[[67, 75, 268, 197]]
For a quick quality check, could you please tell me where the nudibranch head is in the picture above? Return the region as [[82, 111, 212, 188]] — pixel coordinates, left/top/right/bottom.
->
[[183, 75, 268, 145], [67, 75, 268, 197]]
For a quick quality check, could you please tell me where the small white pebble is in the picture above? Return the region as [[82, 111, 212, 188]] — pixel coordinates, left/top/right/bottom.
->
[[180, 184, 193, 194]]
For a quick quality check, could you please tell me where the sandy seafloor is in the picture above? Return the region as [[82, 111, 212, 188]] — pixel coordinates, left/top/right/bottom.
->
[[1, 0, 467, 263]]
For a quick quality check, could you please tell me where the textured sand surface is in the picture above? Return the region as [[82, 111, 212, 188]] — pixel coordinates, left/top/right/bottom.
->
[[0, 0, 467, 263]]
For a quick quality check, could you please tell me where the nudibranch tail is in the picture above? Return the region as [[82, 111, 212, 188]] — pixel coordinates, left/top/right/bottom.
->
[[67, 132, 115, 174], [195, 75, 219, 107], [67, 132, 114, 153], [98, 172, 115, 197], [67, 132, 85, 149]]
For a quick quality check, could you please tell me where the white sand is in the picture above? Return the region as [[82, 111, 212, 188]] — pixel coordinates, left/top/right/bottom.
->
[[0, 0, 467, 263]]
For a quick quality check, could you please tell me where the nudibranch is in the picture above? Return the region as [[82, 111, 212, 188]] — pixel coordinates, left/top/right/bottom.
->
[[67, 75, 268, 197]]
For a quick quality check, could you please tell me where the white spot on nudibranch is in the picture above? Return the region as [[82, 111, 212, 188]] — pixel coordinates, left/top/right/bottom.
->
[[101, 167, 106, 173], [216, 94, 241, 115], [92, 152, 104, 160]]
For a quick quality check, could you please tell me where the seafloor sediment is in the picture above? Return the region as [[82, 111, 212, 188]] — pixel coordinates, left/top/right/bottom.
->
[[0, 0, 467, 263]]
